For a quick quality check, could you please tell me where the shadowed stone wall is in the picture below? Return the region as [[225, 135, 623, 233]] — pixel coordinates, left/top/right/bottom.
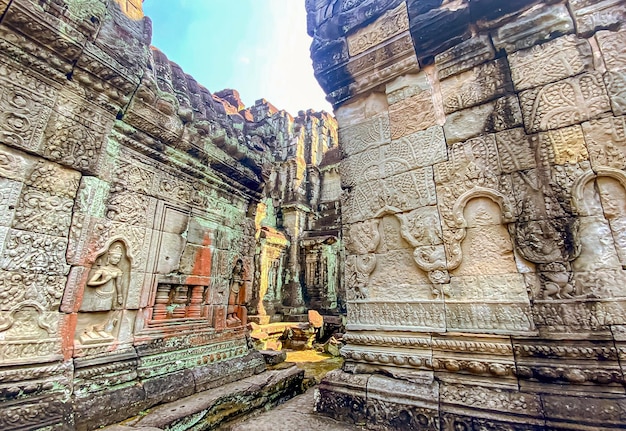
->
[[0, 0, 339, 429], [308, 0, 626, 429]]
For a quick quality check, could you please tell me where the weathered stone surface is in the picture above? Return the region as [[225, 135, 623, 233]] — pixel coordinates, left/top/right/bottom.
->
[[596, 29, 626, 71], [389, 88, 438, 138], [341, 125, 445, 187], [310, 1, 626, 429], [605, 70, 626, 115], [231, 388, 363, 431], [508, 34, 593, 91], [443, 95, 523, 144], [435, 35, 495, 80], [468, 0, 541, 23], [492, 4, 575, 53], [347, 3, 409, 56], [569, 0, 626, 36], [440, 58, 513, 113], [338, 113, 391, 156], [520, 72, 611, 133], [259, 349, 287, 365], [130, 366, 304, 430], [538, 124, 589, 165], [495, 127, 537, 173], [582, 116, 626, 170], [407, 0, 471, 63], [337, 0, 406, 37], [0, 1, 344, 429]]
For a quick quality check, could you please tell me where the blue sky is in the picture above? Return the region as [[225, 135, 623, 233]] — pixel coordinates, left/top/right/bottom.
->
[[143, 1, 332, 115]]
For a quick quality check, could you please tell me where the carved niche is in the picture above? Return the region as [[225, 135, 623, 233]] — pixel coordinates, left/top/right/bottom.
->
[[75, 239, 131, 345], [571, 168, 626, 299], [227, 258, 247, 327]]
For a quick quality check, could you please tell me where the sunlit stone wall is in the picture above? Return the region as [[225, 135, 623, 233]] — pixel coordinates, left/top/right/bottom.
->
[[0, 0, 337, 429], [308, 0, 626, 429]]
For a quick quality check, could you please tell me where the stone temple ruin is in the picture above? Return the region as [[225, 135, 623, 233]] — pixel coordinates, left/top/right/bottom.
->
[[1, 0, 626, 430]]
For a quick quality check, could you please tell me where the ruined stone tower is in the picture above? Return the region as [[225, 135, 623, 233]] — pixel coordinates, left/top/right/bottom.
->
[[308, 0, 626, 430]]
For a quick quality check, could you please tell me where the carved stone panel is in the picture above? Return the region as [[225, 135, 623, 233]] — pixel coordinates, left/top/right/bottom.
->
[[569, 0, 626, 36], [440, 58, 513, 114], [346, 3, 409, 56], [435, 35, 495, 80], [582, 116, 626, 170], [494, 128, 537, 174], [519, 72, 611, 133], [43, 94, 112, 174], [508, 34, 593, 91], [604, 70, 626, 116], [1, 229, 70, 276], [338, 113, 391, 157], [451, 197, 518, 276], [75, 240, 132, 347], [12, 186, 74, 237], [389, 90, 438, 139], [0, 178, 22, 228], [347, 300, 446, 332], [538, 124, 589, 165], [492, 4, 575, 54], [443, 95, 523, 144], [384, 125, 447, 174], [0, 61, 56, 153], [596, 29, 626, 71]]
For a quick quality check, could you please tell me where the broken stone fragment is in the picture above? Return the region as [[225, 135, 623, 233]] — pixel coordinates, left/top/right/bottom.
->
[[259, 349, 287, 366]]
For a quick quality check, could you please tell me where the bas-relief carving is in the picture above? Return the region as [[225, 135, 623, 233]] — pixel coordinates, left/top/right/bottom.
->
[[1, 229, 70, 276], [435, 35, 495, 81], [346, 3, 409, 56], [538, 124, 589, 165], [347, 301, 446, 331], [0, 61, 56, 153], [12, 186, 74, 237], [76, 240, 131, 345], [345, 219, 380, 300], [341, 125, 446, 188], [440, 58, 512, 114], [311, 0, 626, 429], [507, 34, 593, 91], [0, 271, 65, 311], [388, 90, 438, 139], [226, 258, 246, 327], [343, 166, 437, 224], [520, 72, 611, 133], [43, 98, 111, 173], [338, 113, 391, 157], [570, 170, 626, 299], [596, 29, 626, 72], [0, 178, 23, 227], [569, 0, 626, 36]]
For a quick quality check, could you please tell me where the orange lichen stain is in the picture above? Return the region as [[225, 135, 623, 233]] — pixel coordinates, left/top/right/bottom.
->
[[71, 268, 91, 313], [63, 313, 77, 360], [192, 232, 213, 277]]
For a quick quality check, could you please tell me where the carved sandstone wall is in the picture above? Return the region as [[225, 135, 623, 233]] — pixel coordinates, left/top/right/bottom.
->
[[308, 0, 626, 430], [0, 0, 338, 429]]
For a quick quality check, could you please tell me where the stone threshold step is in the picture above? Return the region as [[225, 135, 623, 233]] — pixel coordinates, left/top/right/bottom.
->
[[103, 365, 304, 431]]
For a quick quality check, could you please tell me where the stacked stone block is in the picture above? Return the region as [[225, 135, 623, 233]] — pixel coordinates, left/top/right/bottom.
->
[[0, 0, 339, 429], [308, 0, 626, 429]]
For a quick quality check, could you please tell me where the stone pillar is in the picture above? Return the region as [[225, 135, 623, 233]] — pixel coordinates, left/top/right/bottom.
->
[[308, 0, 626, 429], [113, 0, 143, 19]]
